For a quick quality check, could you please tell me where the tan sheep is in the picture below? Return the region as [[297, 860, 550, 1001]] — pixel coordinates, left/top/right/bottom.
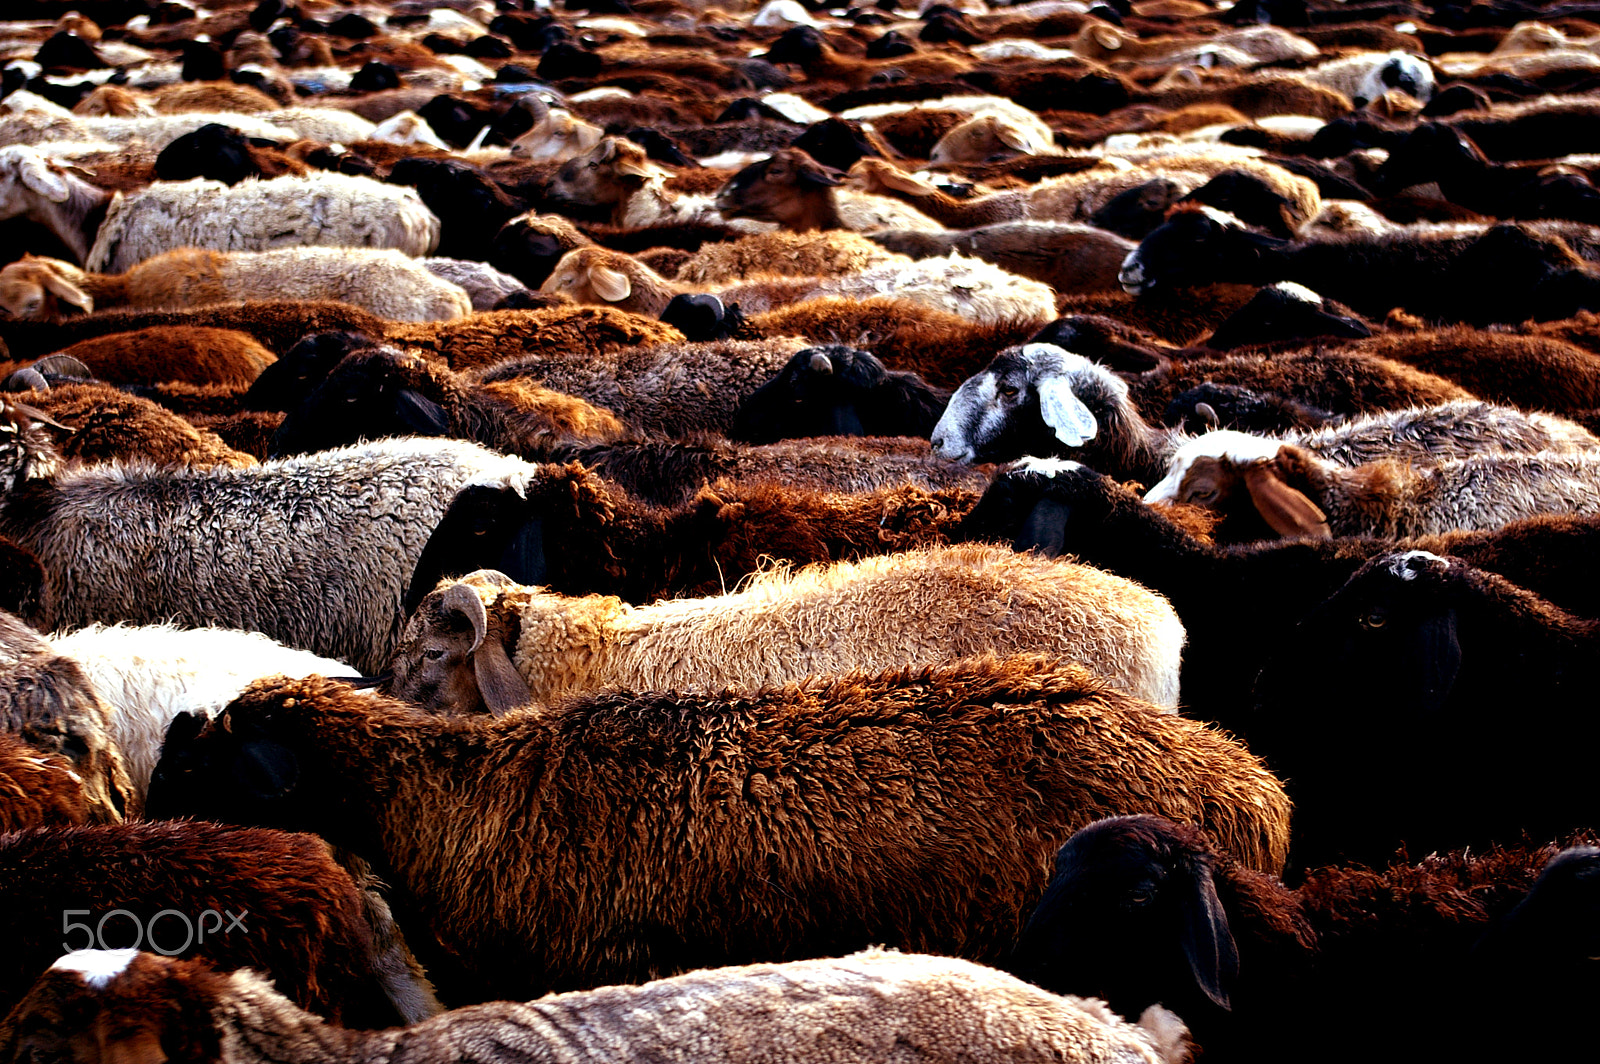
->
[[391, 544, 1187, 714], [0, 249, 471, 324], [929, 111, 1063, 166], [4, 948, 1192, 1064], [677, 229, 912, 284]]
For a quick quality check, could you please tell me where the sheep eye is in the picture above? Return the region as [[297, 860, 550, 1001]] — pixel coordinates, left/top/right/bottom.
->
[[1193, 489, 1218, 504], [587, 161, 598, 170], [1360, 607, 1388, 629], [423, 648, 446, 660], [997, 385, 1019, 399]]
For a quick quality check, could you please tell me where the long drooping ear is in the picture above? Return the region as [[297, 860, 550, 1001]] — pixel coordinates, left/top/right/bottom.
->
[[615, 153, 660, 180], [1091, 24, 1122, 49], [474, 636, 532, 716], [1036, 376, 1098, 446], [1414, 607, 1461, 715], [1242, 461, 1330, 538], [17, 154, 70, 202], [1178, 858, 1240, 1010], [864, 163, 929, 195], [995, 122, 1033, 153], [393, 388, 450, 436], [587, 263, 632, 302], [440, 583, 490, 654], [37, 267, 94, 315]]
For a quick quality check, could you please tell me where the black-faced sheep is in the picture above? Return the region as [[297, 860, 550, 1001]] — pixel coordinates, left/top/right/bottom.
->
[[145, 662, 1290, 1002], [730, 345, 950, 443]]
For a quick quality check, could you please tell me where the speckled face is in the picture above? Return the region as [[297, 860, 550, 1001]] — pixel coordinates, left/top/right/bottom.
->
[[931, 350, 1035, 463]]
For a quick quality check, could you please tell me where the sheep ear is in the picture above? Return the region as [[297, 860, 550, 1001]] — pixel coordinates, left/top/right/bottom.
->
[[474, 640, 532, 717], [439, 583, 490, 655], [1036, 377, 1098, 447], [1179, 861, 1239, 1011], [588, 264, 632, 302], [872, 166, 929, 195], [1092, 24, 1122, 49], [996, 124, 1032, 152], [38, 269, 93, 315], [393, 388, 449, 436], [615, 155, 658, 180], [18, 156, 70, 202], [1415, 607, 1461, 715], [1241, 462, 1330, 538]]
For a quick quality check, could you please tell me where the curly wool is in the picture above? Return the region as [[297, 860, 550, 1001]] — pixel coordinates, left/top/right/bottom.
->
[[87, 174, 442, 273]]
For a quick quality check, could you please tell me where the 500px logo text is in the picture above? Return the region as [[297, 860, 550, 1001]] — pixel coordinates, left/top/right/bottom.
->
[[63, 909, 249, 955]]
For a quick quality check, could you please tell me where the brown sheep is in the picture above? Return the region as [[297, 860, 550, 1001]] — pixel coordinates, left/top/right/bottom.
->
[[1343, 327, 1600, 414], [713, 149, 944, 233], [26, 326, 276, 388], [0, 821, 439, 1028], [0, 732, 89, 832], [146, 662, 1291, 1002], [0, 611, 132, 823], [0, 302, 393, 361], [13, 383, 255, 470], [385, 305, 686, 373], [868, 220, 1135, 295]]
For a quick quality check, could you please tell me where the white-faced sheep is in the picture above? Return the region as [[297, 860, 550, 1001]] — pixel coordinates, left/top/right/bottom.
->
[[2, 948, 1191, 1064], [144, 661, 1290, 1001], [0, 250, 472, 323], [390, 543, 1186, 713]]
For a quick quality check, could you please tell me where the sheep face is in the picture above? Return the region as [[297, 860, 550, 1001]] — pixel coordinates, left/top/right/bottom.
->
[[243, 331, 375, 413], [1361, 53, 1434, 107], [1370, 123, 1482, 197], [0, 257, 93, 320], [929, 114, 1046, 167], [1144, 433, 1329, 539], [931, 345, 1101, 465], [0, 950, 226, 1064], [0, 147, 74, 224], [386, 575, 531, 716], [1012, 815, 1239, 1022], [539, 247, 639, 306], [551, 138, 661, 209], [1202, 282, 1370, 350], [510, 110, 604, 162], [1089, 179, 1185, 240], [715, 149, 843, 230], [1119, 208, 1281, 296], [269, 348, 452, 459]]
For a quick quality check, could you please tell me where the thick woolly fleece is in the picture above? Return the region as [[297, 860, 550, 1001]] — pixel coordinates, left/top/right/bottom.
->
[[2, 438, 538, 674], [88, 174, 441, 272]]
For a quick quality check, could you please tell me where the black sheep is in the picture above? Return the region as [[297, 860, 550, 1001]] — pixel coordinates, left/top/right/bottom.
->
[[387, 158, 526, 261], [730, 345, 950, 444]]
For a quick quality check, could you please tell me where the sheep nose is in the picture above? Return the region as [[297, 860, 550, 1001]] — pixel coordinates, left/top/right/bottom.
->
[[1117, 260, 1145, 294]]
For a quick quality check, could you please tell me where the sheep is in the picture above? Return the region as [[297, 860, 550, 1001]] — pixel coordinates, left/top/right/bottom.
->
[[0, 821, 439, 1028], [677, 229, 911, 284], [2, 947, 1192, 1064], [1144, 431, 1600, 540], [1199, 280, 1372, 350], [543, 244, 1059, 327], [145, 662, 1290, 1001], [954, 461, 1600, 725], [761, 25, 973, 89], [475, 337, 808, 439], [268, 345, 624, 460], [730, 345, 951, 443], [547, 137, 768, 232], [1070, 22, 1318, 68], [712, 148, 946, 233], [392, 543, 1186, 713], [1370, 122, 1600, 223], [404, 466, 980, 611], [1299, 50, 1436, 107], [386, 157, 528, 262], [509, 107, 605, 161], [385, 305, 686, 373], [0, 249, 472, 324], [44, 623, 361, 809], [928, 344, 1558, 479], [0, 731, 89, 831], [1010, 815, 1589, 1063], [0, 416, 541, 674], [7, 382, 254, 471], [153, 121, 310, 186], [0, 610, 131, 823], [1250, 550, 1600, 863], [27, 326, 276, 388], [928, 110, 1062, 166], [420, 258, 530, 312], [869, 220, 1135, 295], [558, 434, 990, 507], [85, 171, 444, 273]]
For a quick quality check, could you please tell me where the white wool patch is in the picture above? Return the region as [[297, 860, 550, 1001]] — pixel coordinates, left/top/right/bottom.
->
[[972, 39, 1076, 61], [1388, 550, 1448, 580], [1195, 203, 1244, 229], [758, 93, 830, 125], [1256, 115, 1327, 136], [51, 950, 139, 989], [568, 87, 633, 102], [1271, 281, 1323, 305], [752, 0, 821, 27], [1010, 456, 1084, 477]]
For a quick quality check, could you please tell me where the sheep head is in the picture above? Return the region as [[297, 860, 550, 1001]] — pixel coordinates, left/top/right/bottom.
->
[[1143, 431, 1330, 539], [1011, 814, 1241, 1020], [510, 109, 604, 162], [0, 950, 231, 1064], [387, 572, 532, 717], [551, 137, 664, 210], [0, 256, 93, 320], [715, 149, 844, 231], [1119, 206, 1285, 296], [268, 345, 453, 458], [539, 247, 670, 313], [929, 113, 1046, 166], [932, 343, 1105, 465]]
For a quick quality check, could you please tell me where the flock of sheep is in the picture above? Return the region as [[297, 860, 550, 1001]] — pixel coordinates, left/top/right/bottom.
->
[[0, 0, 1597, 1060]]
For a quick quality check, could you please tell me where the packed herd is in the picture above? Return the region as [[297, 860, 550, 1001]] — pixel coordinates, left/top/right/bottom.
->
[[0, 0, 1597, 1060]]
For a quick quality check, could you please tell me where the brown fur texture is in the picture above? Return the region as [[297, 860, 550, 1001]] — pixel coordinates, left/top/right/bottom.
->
[[678, 229, 909, 284], [0, 302, 392, 361], [14, 383, 255, 470], [0, 732, 89, 832], [188, 412, 284, 462], [1055, 286, 1260, 345], [869, 220, 1134, 295], [476, 338, 808, 438], [0, 949, 1190, 1064], [0, 611, 131, 822], [384, 306, 685, 373], [397, 543, 1186, 710], [714, 149, 943, 234], [1344, 327, 1600, 413], [146, 664, 1289, 1002], [0, 822, 435, 1029], [34, 326, 276, 388]]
